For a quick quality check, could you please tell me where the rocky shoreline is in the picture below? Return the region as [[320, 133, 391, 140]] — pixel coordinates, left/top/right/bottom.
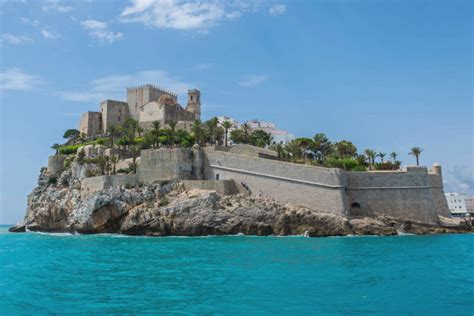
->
[[9, 164, 473, 236]]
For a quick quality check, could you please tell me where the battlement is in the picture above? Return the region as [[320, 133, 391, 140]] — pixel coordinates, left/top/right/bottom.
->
[[126, 84, 177, 98]]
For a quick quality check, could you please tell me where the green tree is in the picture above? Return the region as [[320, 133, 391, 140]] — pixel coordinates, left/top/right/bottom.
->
[[191, 120, 206, 146], [249, 129, 272, 148], [166, 121, 177, 147], [63, 129, 80, 141], [129, 145, 140, 174], [222, 120, 233, 147], [205, 117, 219, 145], [241, 123, 251, 143], [313, 133, 332, 163], [409, 146, 423, 166], [123, 118, 139, 144], [335, 140, 357, 158], [286, 140, 303, 162], [389, 152, 398, 163], [364, 149, 377, 164], [106, 125, 120, 149], [230, 128, 245, 144], [95, 155, 110, 175], [377, 152, 386, 163], [110, 155, 118, 175]]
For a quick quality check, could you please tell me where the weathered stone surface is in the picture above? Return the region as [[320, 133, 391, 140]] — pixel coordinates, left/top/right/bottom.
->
[[9, 166, 472, 236]]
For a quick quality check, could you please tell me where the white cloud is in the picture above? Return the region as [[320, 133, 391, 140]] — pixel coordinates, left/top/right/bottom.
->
[[0, 33, 32, 45], [446, 165, 474, 194], [238, 74, 270, 87], [81, 19, 123, 43], [56, 70, 193, 103], [0, 68, 44, 91], [41, 29, 59, 39], [269, 4, 286, 16], [20, 17, 39, 26], [120, 0, 265, 31], [42, 0, 72, 13]]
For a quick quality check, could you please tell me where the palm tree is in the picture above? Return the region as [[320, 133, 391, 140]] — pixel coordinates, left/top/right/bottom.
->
[[222, 120, 233, 147], [377, 152, 386, 163], [364, 149, 376, 164], [389, 152, 398, 163], [241, 123, 251, 144], [106, 125, 120, 149], [191, 120, 205, 146], [167, 121, 177, 147], [151, 121, 161, 148], [110, 155, 118, 175], [409, 146, 423, 166], [205, 117, 219, 145]]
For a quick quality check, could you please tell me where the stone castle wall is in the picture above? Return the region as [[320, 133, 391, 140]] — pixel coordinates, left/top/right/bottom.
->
[[201, 148, 348, 215], [79, 112, 102, 136], [345, 168, 450, 224], [81, 175, 138, 199], [76, 146, 450, 225], [100, 100, 129, 133], [201, 147, 449, 224], [137, 148, 194, 183]]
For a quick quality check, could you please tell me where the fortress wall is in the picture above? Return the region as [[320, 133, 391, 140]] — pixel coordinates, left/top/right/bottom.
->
[[346, 168, 448, 224], [138, 148, 193, 184], [100, 100, 129, 133], [202, 148, 348, 215], [182, 180, 239, 195], [79, 112, 102, 136], [139, 102, 165, 126], [81, 174, 138, 199]]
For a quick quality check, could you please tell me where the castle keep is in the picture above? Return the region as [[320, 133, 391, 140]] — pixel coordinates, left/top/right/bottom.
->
[[79, 84, 201, 136]]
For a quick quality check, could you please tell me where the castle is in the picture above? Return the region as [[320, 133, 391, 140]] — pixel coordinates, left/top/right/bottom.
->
[[78, 84, 201, 136]]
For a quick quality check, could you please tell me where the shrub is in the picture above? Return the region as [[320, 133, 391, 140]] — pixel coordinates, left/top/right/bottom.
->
[[158, 196, 170, 207], [40, 167, 47, 173], [351, 165, 367, 172], [85, 169, 97, 178], [374, 161, 401, 170], [48, 176, 57, 185], [64, 155, 75, 169], [324, 157, 359, 171], [58, 144, 82, 155]]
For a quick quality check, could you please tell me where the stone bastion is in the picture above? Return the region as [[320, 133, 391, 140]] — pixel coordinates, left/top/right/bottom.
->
[[63, 145, 449, 225]]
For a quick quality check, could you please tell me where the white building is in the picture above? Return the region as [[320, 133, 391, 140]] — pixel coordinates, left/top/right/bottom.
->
[[445, 193, 468, 216], [271, 129, 296, 145], [245, 119, 296, 145]]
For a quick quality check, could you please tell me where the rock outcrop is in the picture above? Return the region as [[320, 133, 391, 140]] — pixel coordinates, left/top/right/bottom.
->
[[9, 164, 473, 236]]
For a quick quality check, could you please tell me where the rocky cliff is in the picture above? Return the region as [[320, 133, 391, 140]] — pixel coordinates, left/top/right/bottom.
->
[[9, 163, 472, 236]]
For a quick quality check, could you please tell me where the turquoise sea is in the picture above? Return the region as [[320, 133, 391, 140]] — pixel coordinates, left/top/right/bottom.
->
[[1, 226, 473, 315]]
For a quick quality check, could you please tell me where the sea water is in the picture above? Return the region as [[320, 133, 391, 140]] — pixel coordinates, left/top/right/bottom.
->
[[1, 226, 473, 315]]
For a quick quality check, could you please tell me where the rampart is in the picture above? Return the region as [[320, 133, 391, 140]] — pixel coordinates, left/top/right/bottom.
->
[[202, 147, 348, 215], [137, 148, 194, 183], [81, 174, 138, 199], [201, 147, 450, 224], [77, 146, 450, 225]]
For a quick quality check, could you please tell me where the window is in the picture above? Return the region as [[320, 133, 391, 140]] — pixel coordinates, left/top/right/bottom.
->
[[216, 174, 220, 180]]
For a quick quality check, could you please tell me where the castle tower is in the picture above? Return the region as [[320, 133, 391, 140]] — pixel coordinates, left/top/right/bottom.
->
[[127, 84, 177, 120], [186, 89, 201, 120]]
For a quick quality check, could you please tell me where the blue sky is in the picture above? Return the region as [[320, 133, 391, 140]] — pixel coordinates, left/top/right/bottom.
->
[[0, 0, 472, 224]]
